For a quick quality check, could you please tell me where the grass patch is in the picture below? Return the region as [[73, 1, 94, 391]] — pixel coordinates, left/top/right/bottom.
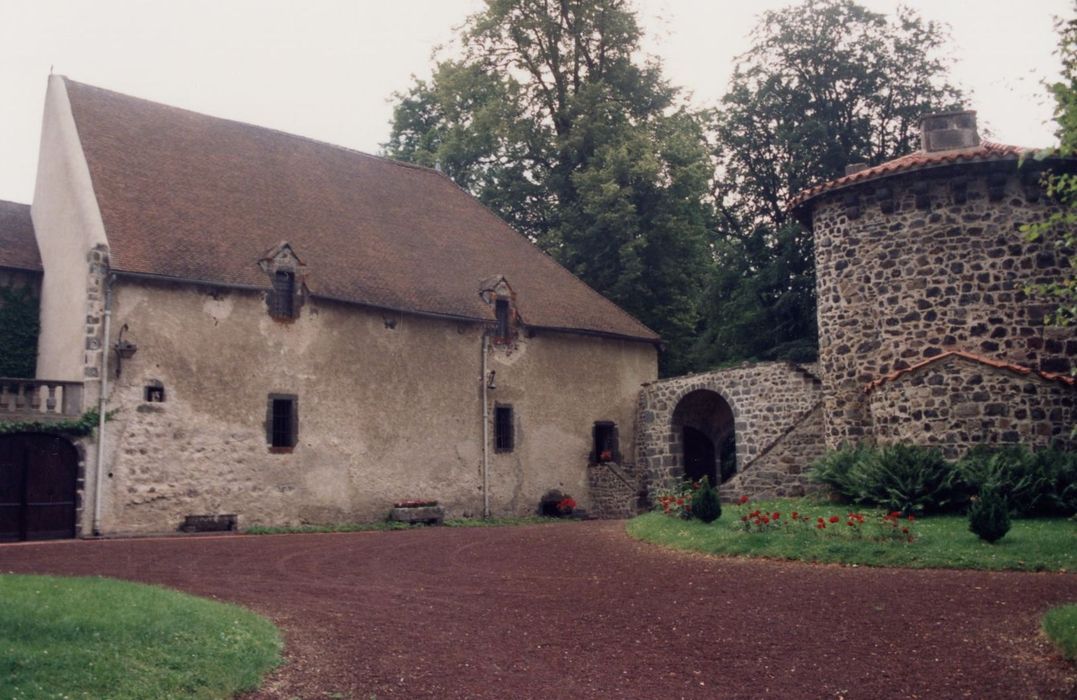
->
[[626, 498, 1077, 572], [245, 515, 564, 535], [1043, 604, 1077, 660], [0, 574, 281, 700]]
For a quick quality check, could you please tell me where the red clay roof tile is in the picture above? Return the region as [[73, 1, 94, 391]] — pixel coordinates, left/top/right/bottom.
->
[[864, 350, 1075, 393], [62, 78, 658, 342], [789, 142, 1030, 213], [0, 200, 41, 272]]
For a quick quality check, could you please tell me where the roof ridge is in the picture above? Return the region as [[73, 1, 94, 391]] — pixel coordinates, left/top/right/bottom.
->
[[864, 350, 1076, 393], [59, 76, 446, 178]]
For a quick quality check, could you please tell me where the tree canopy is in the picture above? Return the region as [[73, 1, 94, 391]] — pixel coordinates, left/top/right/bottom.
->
[[692, 0, 963, 368], [385, 0, 712, 375], [386, 0, 965, 375]]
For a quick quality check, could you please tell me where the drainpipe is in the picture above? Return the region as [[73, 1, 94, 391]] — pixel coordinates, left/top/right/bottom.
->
[[92, 275, 114, 536], [481, 333, 490, 518]]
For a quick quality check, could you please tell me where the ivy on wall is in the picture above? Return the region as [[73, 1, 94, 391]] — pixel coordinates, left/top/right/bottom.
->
[[0, 285, 40, 378], [0, 408, 103, 437]]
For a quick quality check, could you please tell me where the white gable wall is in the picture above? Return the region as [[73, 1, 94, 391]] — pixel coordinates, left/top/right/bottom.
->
[[30, 75, 110, 395]]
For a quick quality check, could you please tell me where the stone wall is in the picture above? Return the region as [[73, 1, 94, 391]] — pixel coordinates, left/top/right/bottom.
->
[[723, 402, 827, 500], [868, 354, 1075, 457], [587, 462, 640, 519], [636, 362, 823, 500], [812, 166, 1074, 449]]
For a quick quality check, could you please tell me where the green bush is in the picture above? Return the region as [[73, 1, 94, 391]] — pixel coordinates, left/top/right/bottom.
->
[[690, 476, 722, 523], [853, 444, 959, 515], [968, 485, 1012, 543], [809, 442, 873, 499], [958, 446, 1076, 517]]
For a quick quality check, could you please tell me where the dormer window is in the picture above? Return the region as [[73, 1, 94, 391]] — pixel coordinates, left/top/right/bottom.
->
[[495, 299, 510, 340], [269, 270, 297, 319], [479, 275, 520, 346], [259, 242, 306, 321]]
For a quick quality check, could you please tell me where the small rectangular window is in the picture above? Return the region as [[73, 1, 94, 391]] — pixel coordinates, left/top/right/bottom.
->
[[494, 405, 514, 452], [495, 299, 510, 339], [592, 421, 619, 463], [269, 271, 296, 319], [144, 381, 165, 402], [267, 394, 298, 451]]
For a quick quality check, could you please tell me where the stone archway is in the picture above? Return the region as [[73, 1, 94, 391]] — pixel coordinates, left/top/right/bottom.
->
[[671, 390, 736, 487]]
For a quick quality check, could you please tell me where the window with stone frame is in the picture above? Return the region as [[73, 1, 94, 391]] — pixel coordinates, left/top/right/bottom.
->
[[267, 393, 298, 452], [591, 421, 620, 463], [494, 404, 514, 452]]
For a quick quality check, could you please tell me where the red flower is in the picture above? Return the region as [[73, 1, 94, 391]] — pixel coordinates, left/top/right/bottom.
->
[[741, 515, 749, 522], [772, 512, 780, 520], [791, 512, 799, 520], [829, 515, 839, 523], [907, 514, 915, 522], [817, 517, 825, 524], [816, 523, 826, 529], [902, 527, 909, 534], [846, 521, 854, 527], [676, 498, 684, 505], [599, 449, 613, 462], [738, 495, 750, 504], [889, 511, 901, 519]]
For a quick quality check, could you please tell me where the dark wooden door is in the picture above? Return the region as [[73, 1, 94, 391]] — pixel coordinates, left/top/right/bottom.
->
[[0, 434, 77, 542]]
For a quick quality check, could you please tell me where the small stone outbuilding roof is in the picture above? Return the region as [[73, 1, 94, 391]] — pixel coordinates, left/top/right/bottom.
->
[[864, 350, 1076, 393], [789, 141, 1029, 214], [62, 78, 658, 343], [0, 200, 42, 272]]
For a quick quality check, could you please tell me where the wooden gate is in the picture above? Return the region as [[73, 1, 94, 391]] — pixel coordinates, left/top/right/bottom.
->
[[0, 433, 78, 542]]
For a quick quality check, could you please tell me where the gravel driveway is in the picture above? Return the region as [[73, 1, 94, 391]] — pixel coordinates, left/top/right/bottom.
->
[[2, 521, 1075, 698]]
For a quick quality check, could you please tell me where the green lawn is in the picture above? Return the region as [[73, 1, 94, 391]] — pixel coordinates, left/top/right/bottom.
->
[[1043, 604, 1077, 660], [627, 498, 1077, 571], [0, 574, 281, 700]]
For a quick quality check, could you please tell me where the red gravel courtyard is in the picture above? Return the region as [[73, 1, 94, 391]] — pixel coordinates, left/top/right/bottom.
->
[[1, 521, 1074, 698]]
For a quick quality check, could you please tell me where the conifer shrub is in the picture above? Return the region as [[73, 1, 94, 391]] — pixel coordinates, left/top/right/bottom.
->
[[690, 476, 722, 523], [968, 485, 1012, 543]]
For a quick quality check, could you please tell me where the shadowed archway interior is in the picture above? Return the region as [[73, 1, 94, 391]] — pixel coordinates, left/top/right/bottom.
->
[[671, 390, 736, 486]]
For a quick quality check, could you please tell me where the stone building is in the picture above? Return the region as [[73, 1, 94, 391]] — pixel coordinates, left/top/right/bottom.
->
[[1, 76, 658, 540], [636, 110, 1074, 501]]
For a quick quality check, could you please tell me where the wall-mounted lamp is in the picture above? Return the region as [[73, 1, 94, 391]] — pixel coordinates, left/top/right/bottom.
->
[[486, 370, 497, 390], [114, 324, 138, 378]]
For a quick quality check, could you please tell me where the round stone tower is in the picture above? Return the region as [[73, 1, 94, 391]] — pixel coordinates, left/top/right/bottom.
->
[[792, 111, 1075, 455]]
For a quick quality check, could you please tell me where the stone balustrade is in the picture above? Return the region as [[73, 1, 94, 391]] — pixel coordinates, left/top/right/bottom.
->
[[0, 378, 84, 420]]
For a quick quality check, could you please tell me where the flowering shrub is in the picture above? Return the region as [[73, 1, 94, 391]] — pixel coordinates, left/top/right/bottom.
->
[[735, 498, 916, 543], [654, 480, 699, 519], [557, 497, 577, 515], [393, 499, 439, 508]]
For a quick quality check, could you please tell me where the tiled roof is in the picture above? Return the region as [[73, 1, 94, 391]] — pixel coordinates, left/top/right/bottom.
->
[[0, 200, 41, 272], [62, 78, 658, 342], [864, 350, 1076, 393], [789, 142, 1030, 213]]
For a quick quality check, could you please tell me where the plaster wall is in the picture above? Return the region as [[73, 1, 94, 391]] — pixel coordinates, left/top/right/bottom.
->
[[812, 170, 1074, 448], [30, 75, 109, 392], [94, 279, 656, 534]]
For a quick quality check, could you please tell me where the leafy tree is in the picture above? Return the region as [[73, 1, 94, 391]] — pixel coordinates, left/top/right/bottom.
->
[[1025, 9, 1077, 330], [694, 0, 963, 368], [385, 0, 712, 375]]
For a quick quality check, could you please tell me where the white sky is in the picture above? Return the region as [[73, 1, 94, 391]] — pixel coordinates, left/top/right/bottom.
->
[[0, 0, 1070, 203]]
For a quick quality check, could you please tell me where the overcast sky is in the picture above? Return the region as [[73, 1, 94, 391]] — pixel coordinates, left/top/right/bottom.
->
[[0, 0, 1070, 203]]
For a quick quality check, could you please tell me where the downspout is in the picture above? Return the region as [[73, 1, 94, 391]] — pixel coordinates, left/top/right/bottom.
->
[[92, 274, 114, 536], [481, 333, 490, 518]]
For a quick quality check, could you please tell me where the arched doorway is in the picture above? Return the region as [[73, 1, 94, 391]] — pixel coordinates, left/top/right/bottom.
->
[[672, 390, 737, 486], [0, 433, 78, 542]]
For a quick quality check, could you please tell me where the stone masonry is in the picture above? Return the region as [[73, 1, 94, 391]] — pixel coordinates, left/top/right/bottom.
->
[[636, 362, 824, 501], [811, 159, 1074, 450], [868, 352, 1075, 456]]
